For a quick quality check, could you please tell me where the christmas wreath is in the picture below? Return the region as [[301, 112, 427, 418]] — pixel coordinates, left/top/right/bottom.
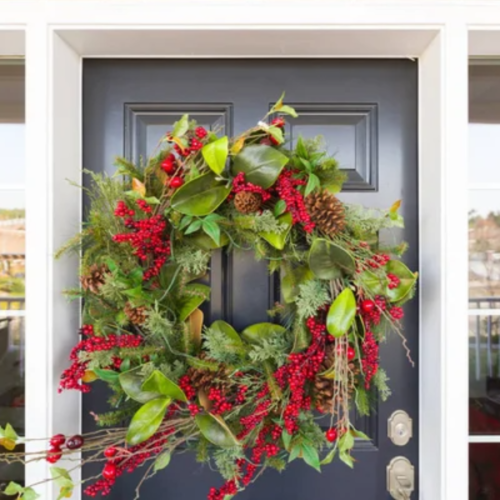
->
[[0, 95, 417, 500]]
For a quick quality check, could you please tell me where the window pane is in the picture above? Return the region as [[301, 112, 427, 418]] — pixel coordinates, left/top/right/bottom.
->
[[470, 443, 500, 498], [0, 124, 25, 185], [0, 191, 25, 311], [469, 315, 500, 434], [470, 63, 500, 183]]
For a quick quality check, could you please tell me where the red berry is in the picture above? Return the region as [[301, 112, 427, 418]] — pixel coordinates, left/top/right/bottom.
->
[[102, 462, 117, 480], [190, 138, 203, 151], [161, 158, 176, 174], [46, 445, 62, 463], [269, 135, 280, 146], [361, 299, 375, 313], [271, 117, 286, 128], [169, 177, 184, 188], [66, 435, 84, 450], [195, 126, 208, 139], [347, 346, 356, 361], [326, 428, 338, 442], [50, 434, 65, 448], [104, 446, 117, 458]]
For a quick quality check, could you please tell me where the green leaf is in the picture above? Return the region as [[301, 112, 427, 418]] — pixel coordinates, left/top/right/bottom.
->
[[171, 173, 231, 216], [195, 413, 239, 448], [187, 356, 220, 371], [4, 482, 24, 495], [231, 145, 288, 189], [295, 136, 308, 159], [288, 444, 301, 462], [123, 286, 148, 301], [210, 320, 243, 345], [3, 423, 18, 441], [339, 431, 355, 452], [301, 444, 321, 472], [241, 322, 286, 345], [154, 450, 171, 472], [305, 173, 320, 196], [320, 447, 337, 465], [145, 196, 160, 205], [273, 199, 287, 217], [172, 114, 189, 137], [186, 231, 229, 250], [126, 397, 171, 446], [202, 220, 221, 246], [178, 283, 211, 322], [50, 467, 74, 500], [185, 220, 203, 235], [308, 239, 356, 280], [386, 260, 418, 303], [202, 136, 228, 175], [259, 212, 292, 250], [141, 370, 188, 402], [273, 91, 286, 110], [351, 428, 370, 440], [327, 288, 357, 338], [179, 215, 194, 230], [93, 368, 120, 383], [268, 125, 284, 145], [281, 265, 313, 304], [119, 366, 158, 404], [278, 105, 298, 118], [4, 483, 40, 500], [339, 450, 354, 468], [281, 430, 292, 450], [359, 269, 387, 296]]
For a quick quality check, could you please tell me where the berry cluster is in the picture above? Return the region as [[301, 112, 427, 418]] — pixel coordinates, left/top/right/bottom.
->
[[208, 387, 233, 415], [46, 434, 84, 464], [274, 169, 315, 233], [389, 306, 404, 320], [59, 328, 142, 393], [237, 386, 271, 440], [361, 330, 379, 389], [359, 297, 386, 327], [387, 273, 401, 289], [231, 172, 271, 203], [113, 200, 171, 281], [178, 375, 196, 400], [84, 428, 174, 497], [166, 126, 208, 158], [274, 314, 326, 433]]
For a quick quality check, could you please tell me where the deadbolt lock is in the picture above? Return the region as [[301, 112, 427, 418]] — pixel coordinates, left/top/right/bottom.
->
[[387, 456, 414, 500], [388, 410, 412, 446]]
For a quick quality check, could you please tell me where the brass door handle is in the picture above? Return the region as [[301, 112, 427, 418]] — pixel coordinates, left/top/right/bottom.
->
[[387, 457, 414, 499]]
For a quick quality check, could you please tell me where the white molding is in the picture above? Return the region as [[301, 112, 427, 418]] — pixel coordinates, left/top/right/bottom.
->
[[469, 435, 500, 443]]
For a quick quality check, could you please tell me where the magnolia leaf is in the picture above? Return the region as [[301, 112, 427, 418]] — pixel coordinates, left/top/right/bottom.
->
[[198, 388, 212, 411], [119, 366, 159, 404], [126, 397, 171, 446], [268, 125, 284, 145], [171, 173, 231, 216], [142, 370, 188, 402], [386, 260, 418, 303], [132, 178, 146, 197], [281, 265, 314, 304], [82, 370, 98, 383], [231, 145, 288, 188], [241, 322, 286, 345], [202, 220, 221, 246], [195, 413, 239, 448], [188, 308, 204, 349], [359, 269, 387, 296], [178, 283, 210, 322], [259, 212, 292, 250], [320, 447, 337, 465], [278, 105, 298, 118], [273, 199, 287, 217], [211, 320, 243, 345], [186, 231, 229, 250], [230, 136, 246, 155], [154, 450, 171, 472], [202, 136, 228, 175], [172, 114, 189, 137], [93, 368, 120, 383], [327, 288, 357, 338], [301, 444, 321, 472], [308, 239, 356, 279]]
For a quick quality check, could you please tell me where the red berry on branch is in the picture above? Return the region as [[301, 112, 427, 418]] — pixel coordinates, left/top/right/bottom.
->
[[326, 428, 338, 442], [104, 446, 117, 458], [170, 177, 184, 189], [46, 446, 62, 463], [50, 433, 66, 448], [269, 135, 280, 146], [361, 299, 375, 313], [190, 138, 203, 151], [347, 346, 356, 361], [161, 158, 175, 174], [195, 126, 208, 139], [271, 117, 286, 128], [102, 462, 117, 481], [66, 435, 84, 450]]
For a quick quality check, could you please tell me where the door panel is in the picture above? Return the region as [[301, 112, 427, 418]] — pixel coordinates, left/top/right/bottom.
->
[[83, 59, 418, 500]]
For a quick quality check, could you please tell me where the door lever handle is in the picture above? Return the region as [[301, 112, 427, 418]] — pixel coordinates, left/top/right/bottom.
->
[[387, 457, 414, 500]]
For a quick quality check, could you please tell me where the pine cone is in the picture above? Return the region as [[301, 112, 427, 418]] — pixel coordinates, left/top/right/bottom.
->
[[186, 353, 231, 393], [234, 191, 261, 214], [80, 264, 109, 294], [124, 303, 147, 325], [305, 190, 345, 236]]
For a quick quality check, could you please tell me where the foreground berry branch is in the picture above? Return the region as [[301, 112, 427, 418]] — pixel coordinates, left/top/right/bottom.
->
[[0, 95, 417, 500]]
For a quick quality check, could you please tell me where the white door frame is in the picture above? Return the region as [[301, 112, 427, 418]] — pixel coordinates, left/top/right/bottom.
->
[[3, 2, 496, 499]]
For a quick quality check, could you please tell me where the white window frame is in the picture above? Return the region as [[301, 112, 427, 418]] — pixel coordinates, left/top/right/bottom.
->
[[6, 2, 500, 499]]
